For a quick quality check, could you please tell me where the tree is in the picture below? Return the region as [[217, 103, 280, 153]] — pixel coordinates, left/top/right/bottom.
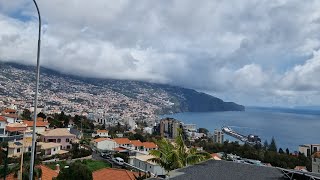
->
[[21, 109, 31, 120], [55, 162, 92, 180], [149, 129, 210, 176], [278, 148, 284, 154], [37, 112, 46, 119], [285, 148, 290, 155], [268, 137, 277, 152], [263, 140, 269, 150]]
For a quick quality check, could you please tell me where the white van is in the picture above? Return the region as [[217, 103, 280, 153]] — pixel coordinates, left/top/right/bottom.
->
[[114, 157, 124, 165]]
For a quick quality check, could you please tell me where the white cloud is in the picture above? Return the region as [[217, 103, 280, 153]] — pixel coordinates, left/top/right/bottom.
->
[[2, 0, 320, 106]]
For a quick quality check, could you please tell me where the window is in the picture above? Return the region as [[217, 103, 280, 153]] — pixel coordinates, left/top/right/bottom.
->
[[17, 148, 20, 153], [57, 139, 61, 143], [53, 148, 56, 151], [66, 138, 69, 142], [66, 145, 70, 149], [28, 147, 31, 151]]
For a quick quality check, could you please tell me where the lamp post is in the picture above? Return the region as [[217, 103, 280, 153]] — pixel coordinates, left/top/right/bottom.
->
[[30, 0, 41, 179]]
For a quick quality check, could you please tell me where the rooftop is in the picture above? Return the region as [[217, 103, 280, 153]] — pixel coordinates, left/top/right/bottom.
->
[[40, 128, 76, 137], [131, 140, 143, 147], [142, 142, 157, 149], [23, 120, 49, 127], [97, 129, 108, 133], [93, 138, 110, 143], [169, 159, 283, 180], [113, 138, 131, 145], [135, 155, 157, 165], [38, 142, 62, 150], [92, 168, 141, 180], [0, 116, 7, 122]]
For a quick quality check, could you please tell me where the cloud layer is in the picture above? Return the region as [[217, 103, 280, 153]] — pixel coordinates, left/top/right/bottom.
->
[[1, 0, 320, 106]]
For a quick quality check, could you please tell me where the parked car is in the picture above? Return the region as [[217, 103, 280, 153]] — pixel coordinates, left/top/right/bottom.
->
[[113, 157, 124, 165]]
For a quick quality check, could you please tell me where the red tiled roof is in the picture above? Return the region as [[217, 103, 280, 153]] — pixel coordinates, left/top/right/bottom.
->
[[97, 129, 108, 133], [23, 120, 49, 127], [93, 138, 110, 143], [3, 109, 16, 113], [0, 116, 7, 122], [93, 168, 141, 180], [38, 165, 59, 180], [2, 114, 18, 118], [5, 165, 58, 180], [142, 142, 157, 149], [6, 125, 27, 132], [113, 138, 131, 145], [131, 140, 143, 147]]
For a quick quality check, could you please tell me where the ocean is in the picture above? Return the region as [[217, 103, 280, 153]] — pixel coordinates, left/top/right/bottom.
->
[[161, 107, 320, 152]]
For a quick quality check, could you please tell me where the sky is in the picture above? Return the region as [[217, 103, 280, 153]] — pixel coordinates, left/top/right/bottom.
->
[[1, 0, 320, 107]]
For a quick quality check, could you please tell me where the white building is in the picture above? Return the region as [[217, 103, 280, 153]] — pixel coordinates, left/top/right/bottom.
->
[[131, 155, 165, 176], [312, 152, 320, 173], [92, 138, 117, 151], [93, 130, 109, 137], [299, 144, 320, 156], [38, 142, 67, 157], [143, 127, 153, 134], [0, 116, 8, 136], [8, 140, 32, 157], [23, 120, 49, 134], [214, 129, 224, 144]]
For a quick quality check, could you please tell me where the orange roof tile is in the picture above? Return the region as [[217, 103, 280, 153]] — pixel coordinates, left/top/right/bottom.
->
[[0, 116, 7, 122], [113, 138, 131, 145], [142, 142, 157, 149], [97, 129, 108, 133], [131, 140, 144, 147], [3, 109, 16, 113], [5, 165, 58, 180], [3, 114, 18, 118], [93, 168, 141, 180], [38, 165, 59, 180], [93, 138, 110, 143], [23, 120, 49, 127]]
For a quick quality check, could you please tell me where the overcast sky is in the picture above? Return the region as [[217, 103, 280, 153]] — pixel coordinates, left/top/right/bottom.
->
[[1, 0, 320, 106]]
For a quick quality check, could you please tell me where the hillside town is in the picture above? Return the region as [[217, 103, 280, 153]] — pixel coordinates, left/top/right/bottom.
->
[[0, 105, 320, 179]]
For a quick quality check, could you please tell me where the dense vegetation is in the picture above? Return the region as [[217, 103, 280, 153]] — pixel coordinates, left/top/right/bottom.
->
[[149, 129, 211, 176], [193, 138, 311, 170]]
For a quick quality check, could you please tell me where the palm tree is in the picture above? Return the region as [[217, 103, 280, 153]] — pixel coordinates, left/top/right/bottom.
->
[[149, 129, 210, 176]]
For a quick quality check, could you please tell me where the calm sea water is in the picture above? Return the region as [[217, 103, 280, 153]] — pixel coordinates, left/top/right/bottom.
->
[[162, 107, 320, 152]]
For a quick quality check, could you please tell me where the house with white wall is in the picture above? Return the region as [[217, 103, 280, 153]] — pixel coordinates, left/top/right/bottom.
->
[[38, 142, 66, 157], [92, 130, 109, 137], [92, 138, 117, 152], [0, 116, 8, 136], [299, 144, 320, 156], [1, 109, 18, 123], [131, 155, 165, 176], [23, 120, 49, 134]]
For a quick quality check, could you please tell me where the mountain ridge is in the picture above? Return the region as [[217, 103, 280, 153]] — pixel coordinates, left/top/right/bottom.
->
[[0, 62, 245, 115]]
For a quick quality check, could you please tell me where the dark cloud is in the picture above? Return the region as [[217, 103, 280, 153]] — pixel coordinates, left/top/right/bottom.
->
[[1, 0, 320, 106]]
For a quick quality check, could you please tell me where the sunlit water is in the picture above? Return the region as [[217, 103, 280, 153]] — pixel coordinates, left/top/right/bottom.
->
[[162, 107, 320, 152]]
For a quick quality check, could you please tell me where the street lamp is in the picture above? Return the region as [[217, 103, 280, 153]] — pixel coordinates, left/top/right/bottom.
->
[[30, 0, 41, 179]]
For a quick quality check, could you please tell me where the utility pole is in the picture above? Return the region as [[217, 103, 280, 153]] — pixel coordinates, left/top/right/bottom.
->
[[30, 0, 41, 179], [3, 143, 8, 180]]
